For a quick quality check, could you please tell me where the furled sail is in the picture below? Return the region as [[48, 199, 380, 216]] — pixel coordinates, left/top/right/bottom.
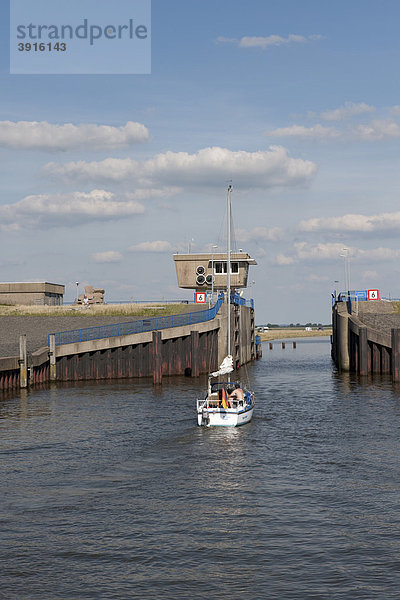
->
[[211, 355, 233, 378]]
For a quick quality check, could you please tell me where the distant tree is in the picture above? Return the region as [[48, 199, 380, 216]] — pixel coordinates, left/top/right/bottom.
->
[[296, 323, 301, 327]]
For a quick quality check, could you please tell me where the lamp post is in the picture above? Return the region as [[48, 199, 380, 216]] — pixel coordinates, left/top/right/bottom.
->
[[340, 248, 350, 296], [334, 280, 339, 302], [76, 281, 79, 303]]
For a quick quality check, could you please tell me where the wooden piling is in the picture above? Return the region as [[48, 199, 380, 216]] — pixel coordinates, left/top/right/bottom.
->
[[191, 330, 200, 377], [269, 342, 273, 350], [152, 331, 162, 385], [293, 341, 296, 349], [372, 343, 380, 374], [381, 345, 391, 374], [282, 342, 285, 349], [391, 329, 400, 382], [359, 327, 368, 376]]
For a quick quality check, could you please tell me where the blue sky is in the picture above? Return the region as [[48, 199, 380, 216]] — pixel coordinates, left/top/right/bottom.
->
[[1, 0, 400, 322]]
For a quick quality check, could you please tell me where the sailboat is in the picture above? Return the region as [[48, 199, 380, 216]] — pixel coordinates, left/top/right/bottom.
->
[[196, 185, 255, 427]]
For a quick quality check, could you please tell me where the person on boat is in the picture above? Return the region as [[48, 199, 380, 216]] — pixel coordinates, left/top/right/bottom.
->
[[229, 384, 244, 402]]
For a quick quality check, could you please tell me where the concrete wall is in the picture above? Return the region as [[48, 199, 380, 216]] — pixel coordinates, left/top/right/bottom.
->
[[332, 300, 400, 380], [0, 282, 64, 305], [0, 301, 257, 389], [216, 302, 255, 367]]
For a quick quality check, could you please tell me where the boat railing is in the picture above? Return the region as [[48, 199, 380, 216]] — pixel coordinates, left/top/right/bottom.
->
[[50, 295, 225, 346]]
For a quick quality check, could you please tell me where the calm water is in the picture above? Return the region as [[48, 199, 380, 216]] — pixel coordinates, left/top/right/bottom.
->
[[1, 338, 400, 599]]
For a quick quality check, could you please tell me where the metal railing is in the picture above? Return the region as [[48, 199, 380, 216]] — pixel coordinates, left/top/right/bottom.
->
[[231, 292, 254, 309], [50, 295, 225, 346]]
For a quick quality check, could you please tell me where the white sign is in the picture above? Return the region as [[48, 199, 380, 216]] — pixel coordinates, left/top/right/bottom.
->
[[195, 292, 206, 304], [368, 289, 379, 300]]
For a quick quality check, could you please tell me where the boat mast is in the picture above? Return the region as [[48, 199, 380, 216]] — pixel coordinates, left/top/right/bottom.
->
[[227, 184, 232, 382]]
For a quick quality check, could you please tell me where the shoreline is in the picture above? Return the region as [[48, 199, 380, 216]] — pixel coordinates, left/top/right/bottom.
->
[[258, 328, 332, 342]]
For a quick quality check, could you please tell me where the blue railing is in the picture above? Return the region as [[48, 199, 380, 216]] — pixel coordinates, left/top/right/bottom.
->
[[50, 295, 225, 346], [231, 292, 254, 309]]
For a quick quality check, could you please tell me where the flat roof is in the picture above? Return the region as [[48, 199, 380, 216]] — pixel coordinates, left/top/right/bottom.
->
[[173, 252, 257, 265], [0, 282, 65, 293]]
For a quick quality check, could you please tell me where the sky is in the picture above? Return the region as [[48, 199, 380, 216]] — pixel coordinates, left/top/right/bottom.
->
[[1, 0, 400, 323]]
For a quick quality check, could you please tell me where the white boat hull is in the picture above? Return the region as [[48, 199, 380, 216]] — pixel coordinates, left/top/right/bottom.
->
[[197, 403, 254, 427]]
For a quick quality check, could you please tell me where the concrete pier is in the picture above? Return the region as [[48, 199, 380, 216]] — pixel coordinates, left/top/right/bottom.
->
[[332, 299, 400, 381], [0, 301, 258, 390]]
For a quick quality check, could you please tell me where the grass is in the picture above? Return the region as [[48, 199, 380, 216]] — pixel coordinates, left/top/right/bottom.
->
[[0, 303, 195, 318], [258, 327, 332, 341], [392, 302, 400, 314]]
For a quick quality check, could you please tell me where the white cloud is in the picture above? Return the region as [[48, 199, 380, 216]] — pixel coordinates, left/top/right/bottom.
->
[[267, 118, 400, 143], [217, 34, 323, 49], [307, 274, 330, 282], [361, 270, 378, 280], [0, 189, 145, 230], [235, 226, 284, 242], [352, 119, 400, 141], [276, 242, 347, 264], [124, 187, 181, 200], [239, 34, 308, 48], [320, 102, 375, 121], [275, 242, 400, 265], [0, 120, 149, 150], [43, 146, 317, 189], [266, 124, 340, 139], [298, 210, 400, 235], [127, 240, 174, 253], [275, 253, 296, 265], [92, 251, 123, 263], [357, 247, 400, 261]]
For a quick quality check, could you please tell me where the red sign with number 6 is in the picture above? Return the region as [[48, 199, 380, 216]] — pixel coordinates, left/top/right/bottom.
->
[[195, 293, 206, 303]]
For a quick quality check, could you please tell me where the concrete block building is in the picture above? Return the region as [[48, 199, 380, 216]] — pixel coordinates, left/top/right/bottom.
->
[[173, 252, 257, 291], [0, 282, 65, 305]]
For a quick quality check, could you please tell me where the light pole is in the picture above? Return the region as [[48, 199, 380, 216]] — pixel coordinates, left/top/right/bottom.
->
[[334, 280, 339, 299], [249, 280, 255, 303], [76, 281, 79, 303], [340, 248, 350, 296]]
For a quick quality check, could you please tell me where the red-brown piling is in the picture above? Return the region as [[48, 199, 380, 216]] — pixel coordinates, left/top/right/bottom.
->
[[152, 331, 162, 385]]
